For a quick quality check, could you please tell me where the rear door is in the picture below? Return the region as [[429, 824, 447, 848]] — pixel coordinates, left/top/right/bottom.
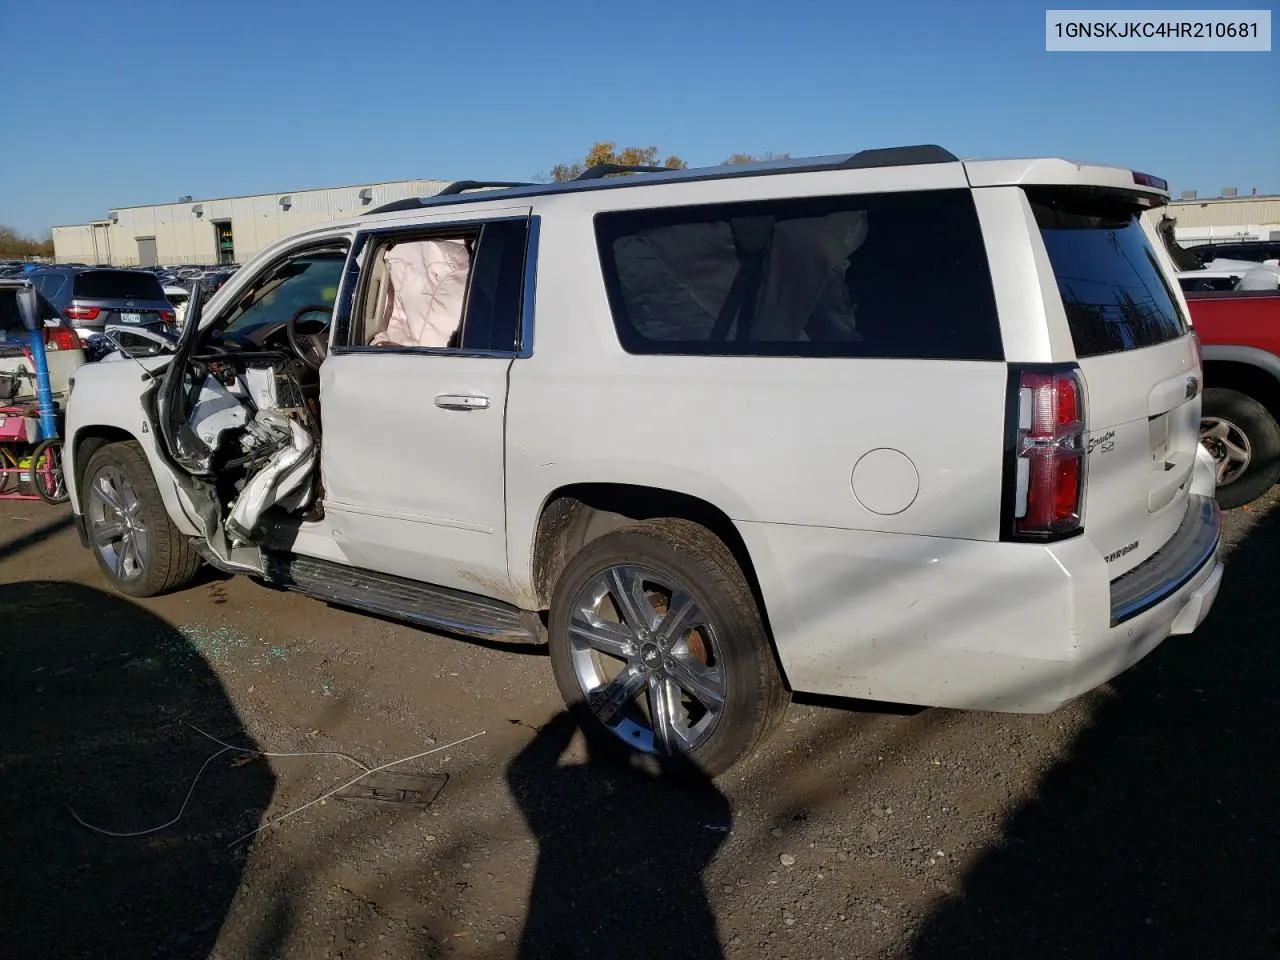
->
[[1028, 187, 1201, 576]]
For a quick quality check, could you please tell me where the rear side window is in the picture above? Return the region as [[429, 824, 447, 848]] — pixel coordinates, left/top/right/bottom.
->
[[594, 189, 1002, 360], [34, 274, 67, 302], [1029, 189, 1188, 357], [72, 270, 165, 301]]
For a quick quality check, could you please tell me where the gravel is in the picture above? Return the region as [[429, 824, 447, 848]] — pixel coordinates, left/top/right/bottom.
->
[[2, 490, 1278, 959]]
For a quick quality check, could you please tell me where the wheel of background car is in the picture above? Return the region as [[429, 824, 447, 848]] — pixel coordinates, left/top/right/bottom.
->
[[31, 438, 69, 504], [285, 304, 334, 370], [1200, 386, 1280, 509], [546, 517, 790, 778], [83, 441, 203, 597]]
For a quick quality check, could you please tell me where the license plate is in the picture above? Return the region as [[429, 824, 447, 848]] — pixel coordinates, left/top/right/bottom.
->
[[120, 312, 142, 323]]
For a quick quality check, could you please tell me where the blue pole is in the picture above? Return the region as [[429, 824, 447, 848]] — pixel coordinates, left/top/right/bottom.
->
[[26, 330, 59, 441]]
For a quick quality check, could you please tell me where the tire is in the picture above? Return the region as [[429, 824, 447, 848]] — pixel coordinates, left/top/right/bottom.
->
[[31, 438, 69, 504], [1200, 387, 1280, 509], [547, 518, 789, 778], [82, 441, 203, 597]]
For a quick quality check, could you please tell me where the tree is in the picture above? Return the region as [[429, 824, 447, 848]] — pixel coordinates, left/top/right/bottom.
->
[[546, 142, 688, 182], [722, 151, 791, 165], [0, 225, 54, 260]]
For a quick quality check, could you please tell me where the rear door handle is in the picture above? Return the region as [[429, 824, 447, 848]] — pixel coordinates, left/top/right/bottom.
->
[[434, 393, 490, 411]]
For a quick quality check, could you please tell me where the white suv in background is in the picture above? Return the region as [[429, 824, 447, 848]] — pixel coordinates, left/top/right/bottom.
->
[[63, 146, 1224, 775]]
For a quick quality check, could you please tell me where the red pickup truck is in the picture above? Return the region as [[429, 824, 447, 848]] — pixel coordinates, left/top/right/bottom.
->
[[1189, 289, 1280, 507]]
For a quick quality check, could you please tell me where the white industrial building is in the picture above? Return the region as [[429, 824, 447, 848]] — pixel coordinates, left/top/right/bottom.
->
[[1163, 190, 1280, 245], [52, 179, 449, 267]]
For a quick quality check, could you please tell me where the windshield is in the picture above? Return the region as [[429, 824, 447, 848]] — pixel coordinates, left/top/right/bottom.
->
[[222, 254, 346, 338]]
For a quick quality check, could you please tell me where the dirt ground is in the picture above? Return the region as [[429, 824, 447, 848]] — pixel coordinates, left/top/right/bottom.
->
[[2, 492, 1277, 960]]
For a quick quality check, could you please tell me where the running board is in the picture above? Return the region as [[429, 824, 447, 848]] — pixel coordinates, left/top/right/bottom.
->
[[261, 553, 545, 645]]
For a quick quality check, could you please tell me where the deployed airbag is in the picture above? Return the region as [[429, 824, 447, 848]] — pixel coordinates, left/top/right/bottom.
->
[[371, 239, 471, 348]]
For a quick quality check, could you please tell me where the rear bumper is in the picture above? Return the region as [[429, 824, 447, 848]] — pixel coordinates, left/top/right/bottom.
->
[[1109, 495, 1220, 626], [737, 495, 1224, 714]]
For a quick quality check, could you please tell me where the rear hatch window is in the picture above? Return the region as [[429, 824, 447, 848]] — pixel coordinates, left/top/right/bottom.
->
[[73, 270, 166, 301], [1029, 187, 1200, 579], [1029, 190, 1188, 357]]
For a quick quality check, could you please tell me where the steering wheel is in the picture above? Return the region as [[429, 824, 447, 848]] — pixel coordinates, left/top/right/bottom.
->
[[285, 305, 334, 370]]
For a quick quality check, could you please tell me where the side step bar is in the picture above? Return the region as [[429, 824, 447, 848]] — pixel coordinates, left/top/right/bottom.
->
[[261, 553, 545, 645]]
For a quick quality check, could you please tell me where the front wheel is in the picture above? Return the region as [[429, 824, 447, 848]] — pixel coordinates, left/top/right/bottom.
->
[[83, 441, 203, 597], [1200, 387, 1280, 509], [547, 518, 789, 778]]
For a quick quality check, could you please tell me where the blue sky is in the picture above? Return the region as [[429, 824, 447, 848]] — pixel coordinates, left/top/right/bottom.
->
[[1, 0, 1275, 236]]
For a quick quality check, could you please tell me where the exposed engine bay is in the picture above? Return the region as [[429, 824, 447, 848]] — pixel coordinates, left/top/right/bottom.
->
[[181, 351, 320, 547]]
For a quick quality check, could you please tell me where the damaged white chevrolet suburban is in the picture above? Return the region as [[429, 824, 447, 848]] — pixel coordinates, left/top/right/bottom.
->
[[64, 147, 1225, 775]]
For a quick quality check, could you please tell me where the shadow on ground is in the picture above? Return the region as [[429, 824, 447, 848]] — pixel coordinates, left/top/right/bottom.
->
[[0, 580, 275, 960], [907, 504, 1280, 960], [507, 710, 731, 960]]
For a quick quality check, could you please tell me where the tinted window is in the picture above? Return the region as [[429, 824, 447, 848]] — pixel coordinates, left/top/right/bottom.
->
[[35, 274, 67, 303], [1029, 189, 1188, 357], [1178, 275, 1239, 293], [1209, 242, 1280, 263], [460, 220, 529, 352], [73, 270, 166, 301], [595, 189, 1002, 360]]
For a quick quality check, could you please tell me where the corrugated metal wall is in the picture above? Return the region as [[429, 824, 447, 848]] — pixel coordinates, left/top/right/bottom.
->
[[52, 179, 449, 266], [1165, 197, 1280, 229]]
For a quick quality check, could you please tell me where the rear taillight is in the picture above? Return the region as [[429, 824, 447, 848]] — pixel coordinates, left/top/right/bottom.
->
[[44, 327, 79, 352], [1005, 365, 1087, 540], [158, 309, 176, 324], [64, 305, 101, 321]]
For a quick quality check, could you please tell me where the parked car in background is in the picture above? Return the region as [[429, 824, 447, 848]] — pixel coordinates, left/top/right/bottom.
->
[[26, 267, 176, 347], [1177, 262, 1280, 294], [1186, 240, 1280, 265], [0, 280, 85, 403], [163, 285, 192, 327], [1188, 287, 1280, 507]]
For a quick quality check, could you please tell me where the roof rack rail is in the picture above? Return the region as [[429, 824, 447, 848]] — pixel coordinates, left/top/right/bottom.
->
[[838, 144, 957, 168], [365, 180, 533, 215], [436, 179, 533, 196], [575, 163, 674, 181], [365, 197, 428, 215]]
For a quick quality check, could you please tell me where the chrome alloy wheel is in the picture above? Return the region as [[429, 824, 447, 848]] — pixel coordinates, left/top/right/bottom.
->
[[1200, 416, 1252, 486], [87, 464, 149, 582], [567, 564, 726, 755]]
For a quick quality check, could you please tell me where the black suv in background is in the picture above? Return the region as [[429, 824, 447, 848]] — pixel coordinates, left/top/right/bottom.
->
[[27, 267, 176, 349]]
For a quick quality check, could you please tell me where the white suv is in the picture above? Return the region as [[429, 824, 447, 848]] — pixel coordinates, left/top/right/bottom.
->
[[63, 146, 1224, 775]]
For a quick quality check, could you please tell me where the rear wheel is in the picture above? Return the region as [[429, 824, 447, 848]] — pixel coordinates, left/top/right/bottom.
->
[[1200, 387, 1280, 509], [547, 518, 789, 778], [83, 441, 203, 597]]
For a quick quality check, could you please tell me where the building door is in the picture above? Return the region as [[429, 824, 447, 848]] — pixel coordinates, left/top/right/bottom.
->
[[92, 223, 112, 264], [136, 237, 158, 267], [213, 221, 234, 264]]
